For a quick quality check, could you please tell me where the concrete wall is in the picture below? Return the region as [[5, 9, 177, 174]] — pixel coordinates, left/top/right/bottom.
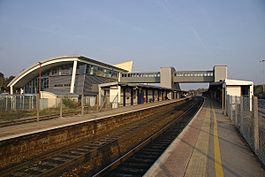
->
[[160, 67, 175, 89], [114, 61, 133, 72], [109, 86, 119, 108], [214, 65, 227, 82], [226, 86, 241, 96], [40, 91, 58, 108], [160, 67, 177, 99]]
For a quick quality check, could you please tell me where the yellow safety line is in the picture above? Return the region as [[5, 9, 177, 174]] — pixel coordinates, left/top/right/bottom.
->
[[212, 106, 224, 177]]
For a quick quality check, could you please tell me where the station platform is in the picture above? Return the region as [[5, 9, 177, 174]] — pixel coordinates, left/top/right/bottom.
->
[[145, 98, 265, 177], [0, 99, 178, 141]]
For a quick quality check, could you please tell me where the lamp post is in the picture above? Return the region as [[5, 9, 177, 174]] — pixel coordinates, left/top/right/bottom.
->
[[38, 62, 42, 98], [260, 59, 265, 85]]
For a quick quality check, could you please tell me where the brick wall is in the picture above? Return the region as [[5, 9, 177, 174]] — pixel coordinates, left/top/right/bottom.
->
[[0, 99, 185, 170]]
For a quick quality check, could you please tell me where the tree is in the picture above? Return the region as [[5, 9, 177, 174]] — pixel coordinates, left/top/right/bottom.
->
[[0, 72, 4, 92], [0, 73, 15, 93], [4, 75, 15, 92]]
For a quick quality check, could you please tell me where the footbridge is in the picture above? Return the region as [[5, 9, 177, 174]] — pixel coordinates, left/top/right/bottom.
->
[[120, 70, 214, 83], [120, 65, 226, 89]]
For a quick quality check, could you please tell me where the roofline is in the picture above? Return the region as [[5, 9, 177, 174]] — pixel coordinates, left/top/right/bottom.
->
[[224, 79, 254, 86], [78, 56, 128, 72], [98, 82, 183, 91], [8, 55, 128, 87], [175, 70, 213, 72]]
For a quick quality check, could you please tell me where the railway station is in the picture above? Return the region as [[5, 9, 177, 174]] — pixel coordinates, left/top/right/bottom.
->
[[0, 55, 264, 176], [6, 55, 253, 109], [2, 0, 265, 176]]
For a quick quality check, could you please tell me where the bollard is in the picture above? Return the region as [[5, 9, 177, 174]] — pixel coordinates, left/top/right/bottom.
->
[[36, 95, 40, 121], [253, 96, 259, 152], [60, 97, 63, 118]]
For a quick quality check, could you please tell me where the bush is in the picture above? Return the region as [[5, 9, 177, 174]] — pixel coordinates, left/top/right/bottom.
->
[[62, 98, 78, 108]]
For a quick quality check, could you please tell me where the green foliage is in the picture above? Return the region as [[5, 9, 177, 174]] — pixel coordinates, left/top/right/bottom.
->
[[0, 72, 15, 92], [62, 98, 79, 108]]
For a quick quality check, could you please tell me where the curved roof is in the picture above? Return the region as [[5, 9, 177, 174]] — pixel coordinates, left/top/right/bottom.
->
[[8, 55, 128, 88]]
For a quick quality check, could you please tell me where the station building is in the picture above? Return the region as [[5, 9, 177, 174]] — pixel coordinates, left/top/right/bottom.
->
[[8, 56, 184, 108], [7, 55, 254, 110], [7, 56, 130, 96]]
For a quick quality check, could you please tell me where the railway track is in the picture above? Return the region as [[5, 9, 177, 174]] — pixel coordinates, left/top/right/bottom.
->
[[93, 96, 203, 177], [0, 97, 203, 177]]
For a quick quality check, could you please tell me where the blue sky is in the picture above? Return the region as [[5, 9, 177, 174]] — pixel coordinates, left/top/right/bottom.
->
[[0, 0, 265, 89]]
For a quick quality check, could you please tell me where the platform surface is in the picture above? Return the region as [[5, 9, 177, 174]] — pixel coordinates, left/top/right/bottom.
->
[[0, 99, 178, 141], [145, 98, 265, 177]]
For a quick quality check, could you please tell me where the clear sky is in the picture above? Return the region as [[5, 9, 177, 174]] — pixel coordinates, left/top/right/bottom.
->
[[0, 0, 265, 89]]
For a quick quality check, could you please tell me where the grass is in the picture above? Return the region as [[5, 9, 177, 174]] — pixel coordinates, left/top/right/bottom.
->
[[0, 98, 100, 122], [0, 107, 81, 122]]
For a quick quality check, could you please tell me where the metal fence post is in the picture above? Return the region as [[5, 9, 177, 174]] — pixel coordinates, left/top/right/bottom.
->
[[5, 97, 8, 111], [31, 96, 34, 109], [81, 94, 84, 116], [36, 95, 40, 121], [13, 96, 16, 111], [240, 96, 244, 134], [22, 95, 25, 110], [224, 93, 228, 115], [253, 96, 259, 152], [222, 88, 225, 112], [60, 97, 63, 118], [29, 96, 32, 110], [229, 96, 231, 122], [235, 96, 238, 127], [96, 95, 99, 112], [226, 95, 228, 116], [19, 96, 21, 110], [227, 95, 230, 117]]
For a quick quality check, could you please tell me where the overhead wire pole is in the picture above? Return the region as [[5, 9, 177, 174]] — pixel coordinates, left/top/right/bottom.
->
[[37, 62, 42, 121], [38, 62, 42, 98], [260, 59, 265, 85]]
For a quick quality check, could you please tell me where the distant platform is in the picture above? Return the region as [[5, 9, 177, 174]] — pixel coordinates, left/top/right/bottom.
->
[[0, 99, 178, 142]]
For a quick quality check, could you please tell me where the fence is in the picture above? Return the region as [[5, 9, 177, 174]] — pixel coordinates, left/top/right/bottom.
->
[[225, 95, 265, 165], [0, 93, 178, 124], [0, 94, 99, 123]]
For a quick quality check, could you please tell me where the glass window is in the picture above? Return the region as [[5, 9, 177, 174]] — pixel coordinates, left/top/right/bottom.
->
[[77, 63, 86, 75]]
